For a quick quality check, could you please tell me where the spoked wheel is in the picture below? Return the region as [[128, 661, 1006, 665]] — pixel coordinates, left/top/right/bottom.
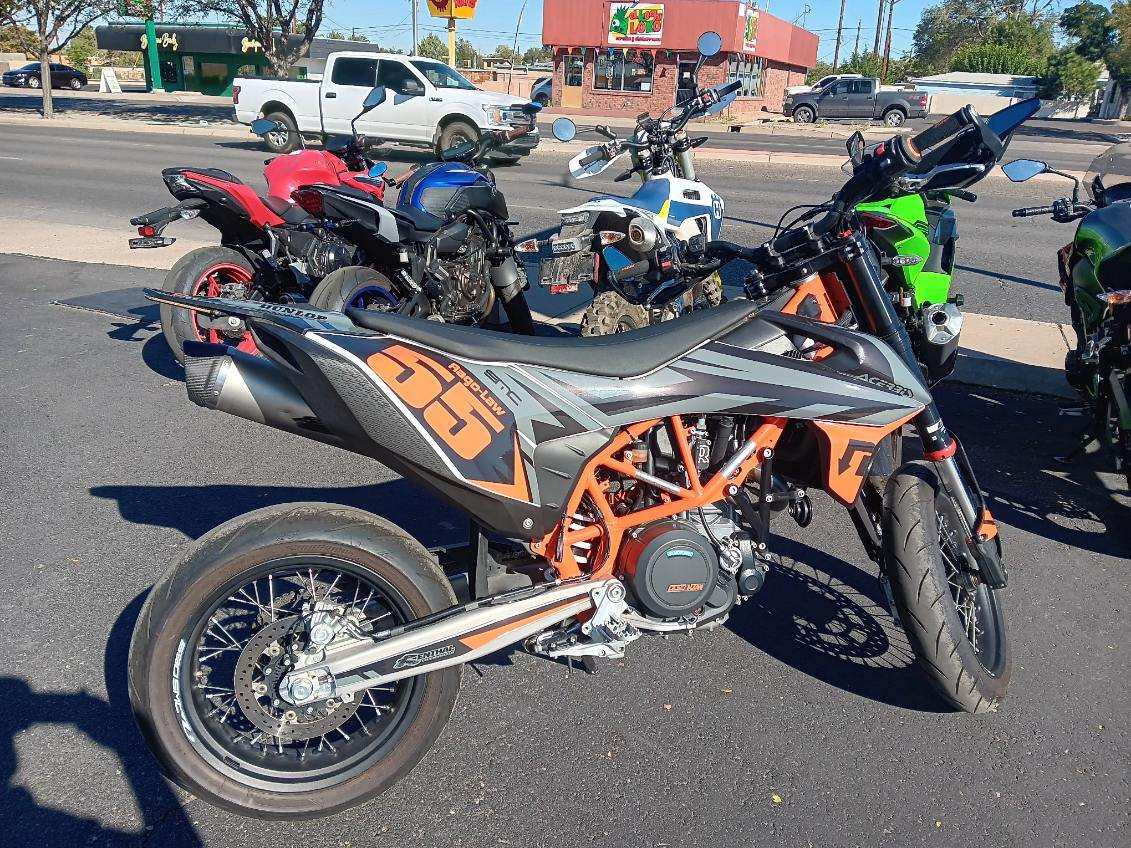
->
[[129, 504, 460, 818], [161, 246, 261, 364], [882, 461, 1010, 713]]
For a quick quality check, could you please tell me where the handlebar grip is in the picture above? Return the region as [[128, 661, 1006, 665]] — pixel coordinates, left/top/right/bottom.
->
[[1012, 205, 1056, 218], [910, 108, 973, 154], [504, 125, 530, 141], [578, 149, 605, 167]]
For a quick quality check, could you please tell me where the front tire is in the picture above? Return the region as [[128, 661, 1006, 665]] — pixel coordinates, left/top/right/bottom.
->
[[436, 120, 479, 157], [882, 462, 1010, 713], [128, 503, 461, 819], [27, 75, 41, 89], [160, 246, 259, 364], [68, 77, 83, 90], [262, 110, 299, 153], [792, 105, 815, 124], [580, 291, 650, 336]]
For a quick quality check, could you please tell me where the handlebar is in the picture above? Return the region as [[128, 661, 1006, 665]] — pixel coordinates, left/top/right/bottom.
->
[[908, 108, 976, 155], [1012, 205, 1057, 218], [579, 148, 607, 167]]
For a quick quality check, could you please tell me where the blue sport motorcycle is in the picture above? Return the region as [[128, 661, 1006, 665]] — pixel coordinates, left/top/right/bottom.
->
[[293, 88, 540, 334]]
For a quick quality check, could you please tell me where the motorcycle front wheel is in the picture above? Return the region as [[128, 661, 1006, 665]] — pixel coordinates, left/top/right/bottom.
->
[[128, 504, 461, 819], [882, 462, 1011, 713]]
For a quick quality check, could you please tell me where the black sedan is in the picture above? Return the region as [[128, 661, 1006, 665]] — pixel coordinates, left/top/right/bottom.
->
[[2, 62, 88, 90]]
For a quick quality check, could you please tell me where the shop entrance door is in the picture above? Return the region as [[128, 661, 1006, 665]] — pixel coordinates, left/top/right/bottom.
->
[[676, 59, 697, 104], [562, 52, 584, 108]]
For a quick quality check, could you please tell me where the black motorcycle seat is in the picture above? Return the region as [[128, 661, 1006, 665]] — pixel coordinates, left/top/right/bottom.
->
[[262, 195, 310, 224], [163, 166, 242, 183], [391, 205, 445, 233], [344, 300, 760, 378]]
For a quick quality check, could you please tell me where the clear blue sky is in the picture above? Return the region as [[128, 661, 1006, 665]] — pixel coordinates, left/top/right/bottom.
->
[[325, 0, 935, 60]]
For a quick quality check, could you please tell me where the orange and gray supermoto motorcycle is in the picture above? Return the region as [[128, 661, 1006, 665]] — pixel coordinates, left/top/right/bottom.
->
[[133, 109, 1009, 819]]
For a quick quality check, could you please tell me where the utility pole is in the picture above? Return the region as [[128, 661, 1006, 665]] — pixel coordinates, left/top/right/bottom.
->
[[411, 0, 418, 56], [853, 19, 861, 59], [881, 0, 898, 83], [872, 0, 884, 54], [507, 0, 530, 95], [832, 0, 847, 69]]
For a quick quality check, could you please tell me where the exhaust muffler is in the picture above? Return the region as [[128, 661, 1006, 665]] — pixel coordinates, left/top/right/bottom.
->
[[183, 341, 332, 444]]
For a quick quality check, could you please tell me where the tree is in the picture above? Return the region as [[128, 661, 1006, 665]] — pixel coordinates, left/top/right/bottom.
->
[[910, 1, 1056, 74], [950, 43, 1042, 76], [522, 45, 551, 65], [1, 1, 117, 118], [455, 37, 479, 67], [1060, 1, 1116, 61], [0, 22, 35, 53], [172, 0, 326, 78], [63, 24, 96, 71], [1041, 47, 1101, 99], [416, 33, 446, 61], [492, 43, 519, 63], [326, 29, 345, 40]]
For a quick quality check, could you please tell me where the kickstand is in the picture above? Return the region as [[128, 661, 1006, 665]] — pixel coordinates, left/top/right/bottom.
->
[[1056, 428, 1101, 465]]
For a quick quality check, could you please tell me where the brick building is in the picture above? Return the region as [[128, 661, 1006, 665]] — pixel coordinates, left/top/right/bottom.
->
[[541, 0, 817, 118]]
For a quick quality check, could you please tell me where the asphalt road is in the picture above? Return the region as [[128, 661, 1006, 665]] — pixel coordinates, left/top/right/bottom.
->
[[0, 86, 1121, 172], [0, 253, 1127, 848], [0, 121, 1089, 323]]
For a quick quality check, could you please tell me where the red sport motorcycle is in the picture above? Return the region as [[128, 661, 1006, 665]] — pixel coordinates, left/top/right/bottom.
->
[[131, 91, 393, 362]]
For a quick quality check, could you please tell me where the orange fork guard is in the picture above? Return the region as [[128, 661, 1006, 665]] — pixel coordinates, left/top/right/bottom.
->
[[973, 508, 999, 542]]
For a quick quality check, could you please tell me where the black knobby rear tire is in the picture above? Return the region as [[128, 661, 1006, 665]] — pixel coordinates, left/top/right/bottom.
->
[[160, 246, 258, 364], [262, 110, 299, 154], [882, 462, 1011, 713], [309, 265, 401, 313], [580, 291, 649, 336], [128, 503, 461, 819]]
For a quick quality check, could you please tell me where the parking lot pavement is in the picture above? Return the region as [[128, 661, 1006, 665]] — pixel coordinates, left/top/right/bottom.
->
[[0, 253, 1127, 848]]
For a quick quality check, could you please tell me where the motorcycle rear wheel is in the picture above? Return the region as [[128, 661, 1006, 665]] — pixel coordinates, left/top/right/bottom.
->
[[161, 246, 259, 363], [882, 462, 1011, 713], [128, 503, 460, 819]]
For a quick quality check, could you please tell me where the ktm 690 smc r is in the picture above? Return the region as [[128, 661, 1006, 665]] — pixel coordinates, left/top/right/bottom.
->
[[131, 112, 1009, 819], [132, 88, 392, 361]]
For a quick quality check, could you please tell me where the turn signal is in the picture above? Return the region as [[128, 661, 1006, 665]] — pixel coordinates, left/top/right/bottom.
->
[[598, 230, 625, 246], [138, 224, 156, 238], [514, 238, 539, 253], [1099, 290, 1131, 305]]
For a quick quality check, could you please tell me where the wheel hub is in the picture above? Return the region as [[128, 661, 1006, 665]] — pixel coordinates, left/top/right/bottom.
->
[[233, 616, 360, 742]]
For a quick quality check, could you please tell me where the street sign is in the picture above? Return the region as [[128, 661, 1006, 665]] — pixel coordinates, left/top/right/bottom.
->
[[426, 0, 478, 19], [100, 67, 123, 94]]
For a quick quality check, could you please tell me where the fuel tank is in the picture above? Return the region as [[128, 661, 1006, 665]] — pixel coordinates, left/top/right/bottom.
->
[[398, 161, 508, 221]]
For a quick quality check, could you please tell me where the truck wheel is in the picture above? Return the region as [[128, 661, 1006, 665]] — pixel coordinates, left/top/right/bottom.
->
[[262, 110, 299, 153], [792, 105, 815, 124], [436, 120, 479, 156], [534, 94, 549, 107], [882, 107, 906, 127]]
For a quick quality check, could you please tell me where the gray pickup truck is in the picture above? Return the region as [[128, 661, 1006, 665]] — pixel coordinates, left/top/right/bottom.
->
[[784, 78, 928, 127]]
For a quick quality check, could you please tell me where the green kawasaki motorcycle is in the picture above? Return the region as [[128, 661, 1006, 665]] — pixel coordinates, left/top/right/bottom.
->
[[1004, 142, 1131, 487], [848, 97, 1040, 384]]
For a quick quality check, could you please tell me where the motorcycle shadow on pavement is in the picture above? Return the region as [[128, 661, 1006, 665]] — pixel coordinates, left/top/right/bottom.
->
[[932, 383, 1130, 560], [0, 592, 202, 847], [726, 534, 952, 713]]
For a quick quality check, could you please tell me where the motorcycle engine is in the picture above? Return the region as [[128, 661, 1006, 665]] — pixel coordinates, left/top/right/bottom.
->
[[617, 519, 729, 620], [433, 227, 492, 323], [305, 233, 356, 280]]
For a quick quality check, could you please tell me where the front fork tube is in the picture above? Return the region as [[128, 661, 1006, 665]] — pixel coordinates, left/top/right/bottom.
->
[[842, 235, 1006, 588]]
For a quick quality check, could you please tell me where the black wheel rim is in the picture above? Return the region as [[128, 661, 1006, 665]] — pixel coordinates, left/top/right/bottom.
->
[[936, 496, 1007, 676], [176, 555, 423, 792]]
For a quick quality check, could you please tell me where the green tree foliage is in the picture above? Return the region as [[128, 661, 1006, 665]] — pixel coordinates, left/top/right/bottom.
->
[[0, 22, 34, 53], [63, 24, 96, 70], [455, 37, 479, 66], [416, 33, 447, 61], [326, 29, 345, 40], [1041, 47, 1101, 98], [949, 43, 1043, 75], [1060, 1, 1116, 61], [808, 51, 913, 85], [492, 43, 519, 62], [911, 0, 998, 73], [522, 46, 551, 65]]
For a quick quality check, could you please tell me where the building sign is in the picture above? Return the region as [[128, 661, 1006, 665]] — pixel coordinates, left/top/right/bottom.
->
[[426, 0, 478, 19], [608, 2, 665, 46], [741, 5, 759, 52]]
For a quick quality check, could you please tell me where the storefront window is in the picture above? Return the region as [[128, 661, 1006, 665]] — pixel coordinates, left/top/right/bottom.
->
[[727, 55, 765, 98], [594, 50, 653, 92]]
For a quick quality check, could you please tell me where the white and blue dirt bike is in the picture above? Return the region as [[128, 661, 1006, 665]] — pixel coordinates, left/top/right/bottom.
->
[[520, 31, 739, 335]]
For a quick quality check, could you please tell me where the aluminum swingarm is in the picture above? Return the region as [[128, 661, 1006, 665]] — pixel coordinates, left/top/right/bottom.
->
[[278, 578, 618, 707]]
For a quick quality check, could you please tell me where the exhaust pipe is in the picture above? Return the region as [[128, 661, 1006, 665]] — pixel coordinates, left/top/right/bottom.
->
[[183, 341, 330, 443]]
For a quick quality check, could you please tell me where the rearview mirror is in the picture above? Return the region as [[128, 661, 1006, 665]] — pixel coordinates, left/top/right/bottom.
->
[[847, 131, 865, 166], [552, 117, 577, 142], [697, 31, 722, 58], [361, 86, 387, 112], [250, 118, 283, 137], [1002, 159, 1047, 183], [368, 162, 388, 178]]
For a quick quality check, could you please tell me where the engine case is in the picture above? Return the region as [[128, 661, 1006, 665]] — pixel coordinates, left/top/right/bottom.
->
[[618, 519, 719, 619]]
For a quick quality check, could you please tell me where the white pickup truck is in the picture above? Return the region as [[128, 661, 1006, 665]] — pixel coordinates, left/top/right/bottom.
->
[[233, 52, 539, 162]]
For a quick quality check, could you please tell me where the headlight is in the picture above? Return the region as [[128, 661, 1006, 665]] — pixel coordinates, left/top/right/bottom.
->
[[484, 106, 504, 125]]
